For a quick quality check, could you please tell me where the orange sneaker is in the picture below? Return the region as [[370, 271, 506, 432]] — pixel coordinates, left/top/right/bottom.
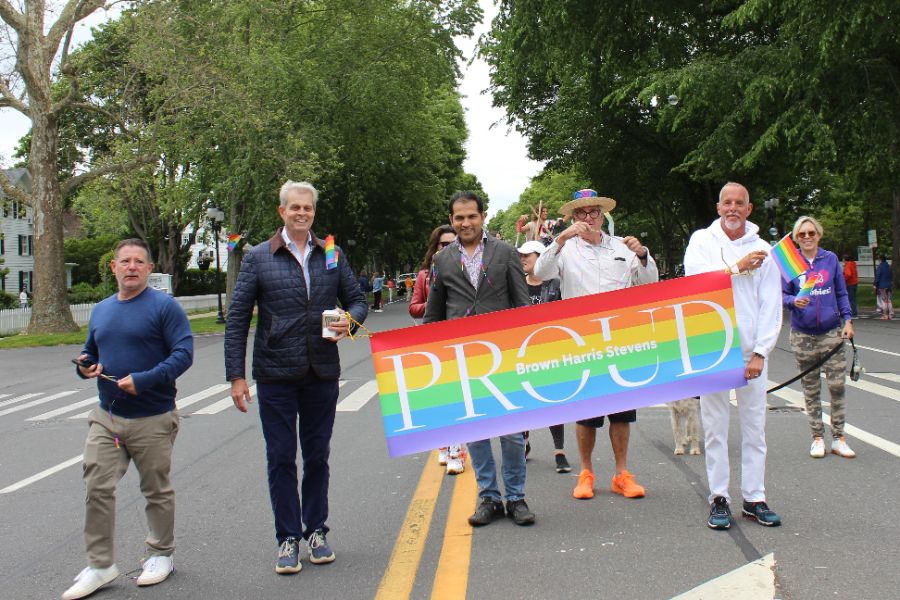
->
[[611, 470, 645, 498], [573, 469, 595, 499]]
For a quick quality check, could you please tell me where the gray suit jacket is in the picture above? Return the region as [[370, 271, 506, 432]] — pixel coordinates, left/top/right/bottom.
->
[[423, 235, 529, 323]]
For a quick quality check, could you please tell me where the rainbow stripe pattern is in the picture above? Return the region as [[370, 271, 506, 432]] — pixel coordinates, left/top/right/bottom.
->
[[771, 234, 808, 282], [795, 274, 818, 299], [324, 235, 337, 269], [226, 233, 242, 253], [370, 271, 745, 457]]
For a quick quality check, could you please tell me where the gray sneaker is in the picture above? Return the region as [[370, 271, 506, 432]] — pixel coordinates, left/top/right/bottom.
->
[[307, 529, 335, 564], [275, 537, 302, 574]]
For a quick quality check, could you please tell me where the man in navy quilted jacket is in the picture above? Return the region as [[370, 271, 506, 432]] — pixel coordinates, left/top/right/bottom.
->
[[224, 181, 367, 575]]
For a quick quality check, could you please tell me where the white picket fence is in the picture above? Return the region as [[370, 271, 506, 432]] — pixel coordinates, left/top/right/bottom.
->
[[0, 294, 220, 336]]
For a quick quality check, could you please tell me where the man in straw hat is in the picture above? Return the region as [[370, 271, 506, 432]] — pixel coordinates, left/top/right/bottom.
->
[[534, 189, 658, 501]]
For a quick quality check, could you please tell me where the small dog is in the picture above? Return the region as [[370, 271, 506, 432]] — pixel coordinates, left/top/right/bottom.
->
[[667, 397, 702, 456]]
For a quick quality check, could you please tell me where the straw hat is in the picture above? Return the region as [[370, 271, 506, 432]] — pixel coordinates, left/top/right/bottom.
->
[[558, 189, 616, 219]]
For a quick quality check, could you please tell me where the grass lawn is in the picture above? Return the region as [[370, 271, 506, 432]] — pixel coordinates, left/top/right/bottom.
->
[[0, 314, 256, 349]]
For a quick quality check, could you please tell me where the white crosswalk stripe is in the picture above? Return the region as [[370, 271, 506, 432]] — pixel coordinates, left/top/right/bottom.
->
[[27, 397, 98, 421], [0, 390, 78, 418], [868, 372, 900, 384], [176, 383, 231, 410], [193, 385, 257, 415], [0, 393, 10, 399], [0, 392, 43, 409], [818, 373, 900, 403], [336, 380, 379, 412], [0, 454, 83, 494]]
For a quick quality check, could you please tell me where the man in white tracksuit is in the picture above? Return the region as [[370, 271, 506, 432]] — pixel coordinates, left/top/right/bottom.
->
[[683, 182, 783, 530]]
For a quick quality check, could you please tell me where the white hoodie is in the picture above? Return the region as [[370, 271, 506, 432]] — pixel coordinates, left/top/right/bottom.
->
[[683, 219, 782, 359]]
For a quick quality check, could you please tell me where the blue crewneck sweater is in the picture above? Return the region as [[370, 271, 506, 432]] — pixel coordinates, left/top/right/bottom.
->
[[80, 287, 194, 418]]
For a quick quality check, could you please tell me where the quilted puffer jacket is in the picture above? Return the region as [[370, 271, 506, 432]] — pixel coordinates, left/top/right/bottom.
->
[[224, 229, 368, 382]]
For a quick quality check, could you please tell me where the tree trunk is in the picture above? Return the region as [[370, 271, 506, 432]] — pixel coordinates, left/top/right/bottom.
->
[[26, 109, 79, 334], [893, 187, 899, 291]]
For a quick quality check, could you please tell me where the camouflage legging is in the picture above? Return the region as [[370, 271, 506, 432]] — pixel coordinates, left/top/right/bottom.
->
[[790, 328, 847, 438]]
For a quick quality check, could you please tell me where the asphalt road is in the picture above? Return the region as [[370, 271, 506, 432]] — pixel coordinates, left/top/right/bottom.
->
[[1, 300, 898, 600]]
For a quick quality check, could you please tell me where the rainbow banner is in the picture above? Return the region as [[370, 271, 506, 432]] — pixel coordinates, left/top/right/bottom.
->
[[771, 234, 808, 282], [370, 271, 746, 457], [324, 235, 338, 269], [795, 273, 819, 299]]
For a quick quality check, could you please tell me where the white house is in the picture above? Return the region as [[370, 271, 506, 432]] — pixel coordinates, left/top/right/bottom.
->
[[0, 168, 35, 294], [183, 222, 230, 271]]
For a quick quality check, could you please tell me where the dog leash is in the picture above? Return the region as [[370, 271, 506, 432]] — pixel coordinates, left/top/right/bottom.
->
[[766, 338, 852, 394]]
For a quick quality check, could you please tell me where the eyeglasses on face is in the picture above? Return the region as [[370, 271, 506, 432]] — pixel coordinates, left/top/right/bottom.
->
[[572, 208, 601, 220], [796, 231, 818, 239]]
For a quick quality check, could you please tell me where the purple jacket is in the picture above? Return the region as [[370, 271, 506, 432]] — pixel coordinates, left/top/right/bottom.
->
[[782, 248, 852, 334]]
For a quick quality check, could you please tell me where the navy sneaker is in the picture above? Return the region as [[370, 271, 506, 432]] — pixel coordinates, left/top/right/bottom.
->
[[467, 498, 504, 527], [275, 537, 302, 574], [707, 496, 732, 530], [307, 529, 335, 564], [742, 501, 782, 527], [505, 499, 535, 526]]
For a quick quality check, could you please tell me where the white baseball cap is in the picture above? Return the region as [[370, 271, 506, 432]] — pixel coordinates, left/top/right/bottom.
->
[[517, 241, 547, 255]]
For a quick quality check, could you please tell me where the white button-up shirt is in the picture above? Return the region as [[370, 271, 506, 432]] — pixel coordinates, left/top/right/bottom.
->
[[533, 233, 658, 299], [281, 228, 314, 297]]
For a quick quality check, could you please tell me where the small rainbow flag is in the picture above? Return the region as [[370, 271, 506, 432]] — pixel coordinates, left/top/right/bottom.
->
[[771, 234, 808, 282], [325, 235, 338, 269], [226, 234, 242, 253], [796, 274, 818, 299]]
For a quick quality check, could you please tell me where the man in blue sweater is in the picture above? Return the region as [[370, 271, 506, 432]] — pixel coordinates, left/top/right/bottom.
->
[[63, 239, 193, 600]]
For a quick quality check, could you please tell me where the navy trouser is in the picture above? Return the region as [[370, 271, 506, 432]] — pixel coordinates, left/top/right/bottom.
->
[[258, 373, 339, 542]]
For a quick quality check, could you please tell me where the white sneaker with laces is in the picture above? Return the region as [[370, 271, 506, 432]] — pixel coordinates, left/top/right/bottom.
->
[[831, 437, 856, 458], [62, 565, 119, 600], [809, 437, 825, 458], [136, 555, 174, 586], [446, 445, 465, 475], [437, 447, 449, 465]]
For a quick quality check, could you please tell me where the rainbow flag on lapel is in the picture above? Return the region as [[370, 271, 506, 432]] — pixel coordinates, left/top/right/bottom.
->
[[770, 234, 808, 282], [325, 235, 338, 269], [226, 234, 242, 253]]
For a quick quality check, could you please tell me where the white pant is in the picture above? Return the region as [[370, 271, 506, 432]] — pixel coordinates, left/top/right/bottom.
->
[[700, 366, 768, 504]]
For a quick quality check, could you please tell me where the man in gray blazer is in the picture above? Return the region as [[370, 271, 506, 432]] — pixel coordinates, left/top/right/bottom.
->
[[424, 191, 534, 527]]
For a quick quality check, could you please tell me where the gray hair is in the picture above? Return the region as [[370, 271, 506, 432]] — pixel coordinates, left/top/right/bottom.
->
[[791, 215, 823, 241], [279, 181, 318, 208], [718, 181, 750, 203]]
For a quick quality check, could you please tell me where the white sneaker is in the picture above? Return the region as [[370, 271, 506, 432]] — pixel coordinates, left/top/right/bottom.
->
[[136, 555, 174, 586], [62, 565, 119, 600], [446, 445, 465, 475], [437, 447, 449, 465], [809, 437, 825, 458], [831, 437, 856, 458]]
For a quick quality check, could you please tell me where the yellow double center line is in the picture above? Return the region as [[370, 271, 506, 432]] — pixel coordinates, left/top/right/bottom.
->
[[375, 451, 477, 600]]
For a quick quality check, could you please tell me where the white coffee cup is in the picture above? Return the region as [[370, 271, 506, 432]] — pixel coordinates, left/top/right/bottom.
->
[[322, 309, 342, 339]]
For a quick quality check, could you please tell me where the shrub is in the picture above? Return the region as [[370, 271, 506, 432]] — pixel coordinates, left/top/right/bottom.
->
[[177, 269, 222, 296], [0, 291, 18, 309], [67, 282, 109, 304]]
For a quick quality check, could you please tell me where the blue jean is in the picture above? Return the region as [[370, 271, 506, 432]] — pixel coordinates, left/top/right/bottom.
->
[[846, 284, 858, 317], [466, 434, 526, 502], [257, 373, 339, 542]]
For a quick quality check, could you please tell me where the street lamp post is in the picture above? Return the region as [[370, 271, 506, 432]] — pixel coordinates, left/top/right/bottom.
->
[[764, 197, 780, 243], [206, 204, 226, 324]]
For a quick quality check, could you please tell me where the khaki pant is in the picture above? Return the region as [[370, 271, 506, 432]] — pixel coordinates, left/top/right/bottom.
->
[[82, 407, 179, 568]]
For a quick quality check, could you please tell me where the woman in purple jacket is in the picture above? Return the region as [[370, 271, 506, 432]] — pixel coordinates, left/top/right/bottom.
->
[[782, 216, 855, 459]]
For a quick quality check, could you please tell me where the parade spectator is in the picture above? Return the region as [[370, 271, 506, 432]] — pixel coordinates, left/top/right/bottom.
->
[[521, 205, 552, 244], [684, 182, 782, 530], [357, 272, 369, 296], [424, 191, 534, 527], [842, 255, 859, 317], [404, 274, 414, 301], [409, 224, 465, 474], [371, 271, 384, 312], [534, 189, 657, 501], [875, 255, 894, 320], [18, 287, 28, 309], [225, 181, 367, 574], [517, 240, 571, 473], [783, 217, 855, 459], [64, 239, 193, 600]]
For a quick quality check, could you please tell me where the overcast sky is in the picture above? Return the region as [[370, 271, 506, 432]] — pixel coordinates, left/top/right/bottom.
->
[[0, 1, 540, 215]]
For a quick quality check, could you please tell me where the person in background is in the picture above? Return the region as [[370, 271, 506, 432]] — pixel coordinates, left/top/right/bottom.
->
[[371, 271, 384, 312], [409, 224, 465, 475], [63, 239, 193, 600], [875, 255, 894, 320], [404, 275, 414, 301], [19, 287, 28, 309], [783, 217, 855, 459], [842, 255, 859, 318], [357, 272, 369, 297], [517, 240, 571, 473]]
